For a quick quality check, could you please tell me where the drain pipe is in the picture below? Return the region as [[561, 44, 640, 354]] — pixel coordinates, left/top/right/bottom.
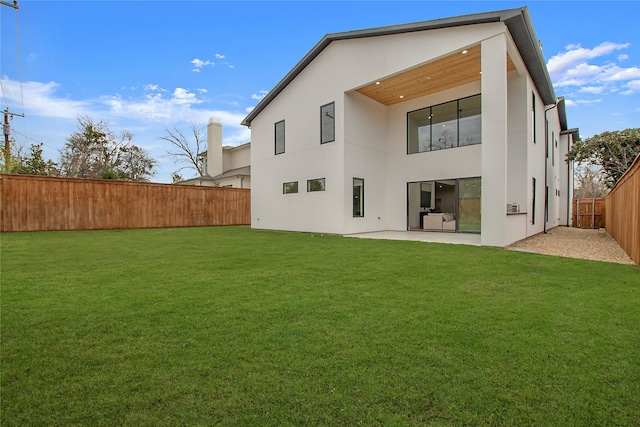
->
[[543, 101, 559, 234]]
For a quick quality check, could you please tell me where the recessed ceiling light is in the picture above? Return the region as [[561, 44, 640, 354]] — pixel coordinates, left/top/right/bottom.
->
[[426, 76, 431, 80], [375, 81, 380, 85], [399, 95, 404, 99], [462, 50, 468, 54]]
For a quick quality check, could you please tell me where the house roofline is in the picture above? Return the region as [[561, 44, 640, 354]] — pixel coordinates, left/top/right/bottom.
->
[[242, 6, 556, 127]]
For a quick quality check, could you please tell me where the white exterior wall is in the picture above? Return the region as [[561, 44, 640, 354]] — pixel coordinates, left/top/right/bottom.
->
[[558, 132, 574, 226], [526, 83, 547, 237], [252, 23, 507, 235], [250, 19, 565, 247], [223, 144, 251, 171], [480, 34, 509, 246]]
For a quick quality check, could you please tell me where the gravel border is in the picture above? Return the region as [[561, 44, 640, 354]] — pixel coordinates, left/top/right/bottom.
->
[[508, 227, 636, 265]]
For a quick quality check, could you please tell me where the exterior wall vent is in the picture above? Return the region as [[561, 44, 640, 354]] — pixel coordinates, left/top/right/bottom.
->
[[507, 203, 521, 213]]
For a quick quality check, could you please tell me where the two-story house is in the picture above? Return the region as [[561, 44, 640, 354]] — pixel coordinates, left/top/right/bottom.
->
[[181, 117, 251, 188], [242, 7, 578, 247]]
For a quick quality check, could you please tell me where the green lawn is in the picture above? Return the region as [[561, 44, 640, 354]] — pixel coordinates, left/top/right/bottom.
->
[[1, 226, 638, 426]]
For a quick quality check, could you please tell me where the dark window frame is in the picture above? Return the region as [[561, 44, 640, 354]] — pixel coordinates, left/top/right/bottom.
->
[[320, 102, 335, 144], [532, 177, 537, 225], [275, 120, 285, 155], [283, 181, 298, 194], [353, 177, 364, 217], [307, 178, 326, 192], [532, 92, 537, 144], [407, 94, 481, 154]]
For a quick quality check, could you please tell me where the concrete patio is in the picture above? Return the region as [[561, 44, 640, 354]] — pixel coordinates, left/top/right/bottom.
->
[[344, 231, 482, 246]]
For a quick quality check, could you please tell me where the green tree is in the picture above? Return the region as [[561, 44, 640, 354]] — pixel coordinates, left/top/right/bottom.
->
[[566, 128, 640, 189], [59, 116, 156, 181], [9, 143, 58, 176]]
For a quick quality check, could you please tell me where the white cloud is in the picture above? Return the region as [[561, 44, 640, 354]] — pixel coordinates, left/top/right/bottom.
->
[[564, 99, 577, 107], [171, 87, 202, 106], [191, 58, 214, 72], [621, 80, 640, 95], [251, 89, 268, 100], [547, 42, 630, 79], [579, 86, 605, 94], [191, 54, 234, 72], [0, 77, 88, 119], [576, 99, 602, 105], [548, 41, 640, 100]]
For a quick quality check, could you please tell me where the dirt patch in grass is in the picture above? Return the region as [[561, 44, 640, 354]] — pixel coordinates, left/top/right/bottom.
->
[[509, 227, 635, 265]]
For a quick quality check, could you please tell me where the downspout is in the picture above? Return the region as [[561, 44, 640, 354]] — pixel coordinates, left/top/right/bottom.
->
[[543, 102, 558, 234], [566, 136, 572, 227]]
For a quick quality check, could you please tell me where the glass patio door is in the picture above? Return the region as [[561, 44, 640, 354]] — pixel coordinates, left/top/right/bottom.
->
[[457, 178, 481, 232]]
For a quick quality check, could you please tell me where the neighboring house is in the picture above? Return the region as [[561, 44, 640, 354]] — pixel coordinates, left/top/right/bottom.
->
[[180, 117, 251, 188], [242, 7, 579, 247]]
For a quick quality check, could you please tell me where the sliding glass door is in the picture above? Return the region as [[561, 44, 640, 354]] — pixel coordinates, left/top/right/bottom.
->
[[407, 177, 481, 233], [458, 178, 481, 232]]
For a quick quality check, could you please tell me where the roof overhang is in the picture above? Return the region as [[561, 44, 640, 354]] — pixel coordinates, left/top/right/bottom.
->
[[242, 7, 557, 126]]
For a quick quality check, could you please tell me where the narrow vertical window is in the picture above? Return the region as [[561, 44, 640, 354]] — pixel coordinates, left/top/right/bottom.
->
[[321, 102, 335, 144], [532, 177, 537, 225], [552, 131, 555, 166], [275, 120, 285, 155], [532, 92, 536, 144], [545, 118, 549, 158], [353, 178, 364, 217]]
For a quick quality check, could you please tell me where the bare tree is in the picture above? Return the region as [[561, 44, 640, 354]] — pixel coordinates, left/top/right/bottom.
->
[[160, 122, 206, 178], [574, 165, 609, 198]]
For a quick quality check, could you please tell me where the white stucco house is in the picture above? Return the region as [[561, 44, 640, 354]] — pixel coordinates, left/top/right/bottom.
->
[[242, 7, 578, 247], [180, 118, 251, 188]]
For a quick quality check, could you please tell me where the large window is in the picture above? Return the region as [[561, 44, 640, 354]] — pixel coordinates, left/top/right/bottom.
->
[[353, 178, 364, 217], [283, 181, 298, 194], [407, 94, 481, 154], [307, 178, 325, 192], [275, 120, 285, 155], [407, 177, 481, 233], [321, 102, 335, 144]]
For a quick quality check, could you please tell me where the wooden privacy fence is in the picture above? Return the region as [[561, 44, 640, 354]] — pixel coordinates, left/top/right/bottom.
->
[[572, 198, 605, 229], [0, 174, 250, 232], [604, 153, 640, 265]]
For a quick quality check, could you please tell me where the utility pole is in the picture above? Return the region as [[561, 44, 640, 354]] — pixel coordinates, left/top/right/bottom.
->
[[2, 1, 21, 169], [3, 109, 25, 170]]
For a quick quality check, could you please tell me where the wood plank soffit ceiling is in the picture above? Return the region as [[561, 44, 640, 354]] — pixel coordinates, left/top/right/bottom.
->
[[355, 45, 517, 106]]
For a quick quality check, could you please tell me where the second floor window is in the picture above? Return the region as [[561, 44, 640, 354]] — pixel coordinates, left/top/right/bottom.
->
[[407, 94, 481, 154], [321, 102, 335, 144], [275, 120, 285, 155]]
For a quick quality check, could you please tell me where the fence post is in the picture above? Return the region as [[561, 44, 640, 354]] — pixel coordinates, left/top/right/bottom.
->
[[592, 198, 595, 229]]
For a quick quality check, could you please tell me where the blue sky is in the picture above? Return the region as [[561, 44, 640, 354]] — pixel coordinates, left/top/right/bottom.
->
[[2, 1, 639, 183]]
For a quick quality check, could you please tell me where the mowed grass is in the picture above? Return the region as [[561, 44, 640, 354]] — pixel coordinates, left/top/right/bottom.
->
[[1, 226, 639, 426]]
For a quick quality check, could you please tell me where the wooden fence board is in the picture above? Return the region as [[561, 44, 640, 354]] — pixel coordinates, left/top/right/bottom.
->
[[604, 154, 640, 265], [572, 198, 605, 229], [0, 174, 250, 232]]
